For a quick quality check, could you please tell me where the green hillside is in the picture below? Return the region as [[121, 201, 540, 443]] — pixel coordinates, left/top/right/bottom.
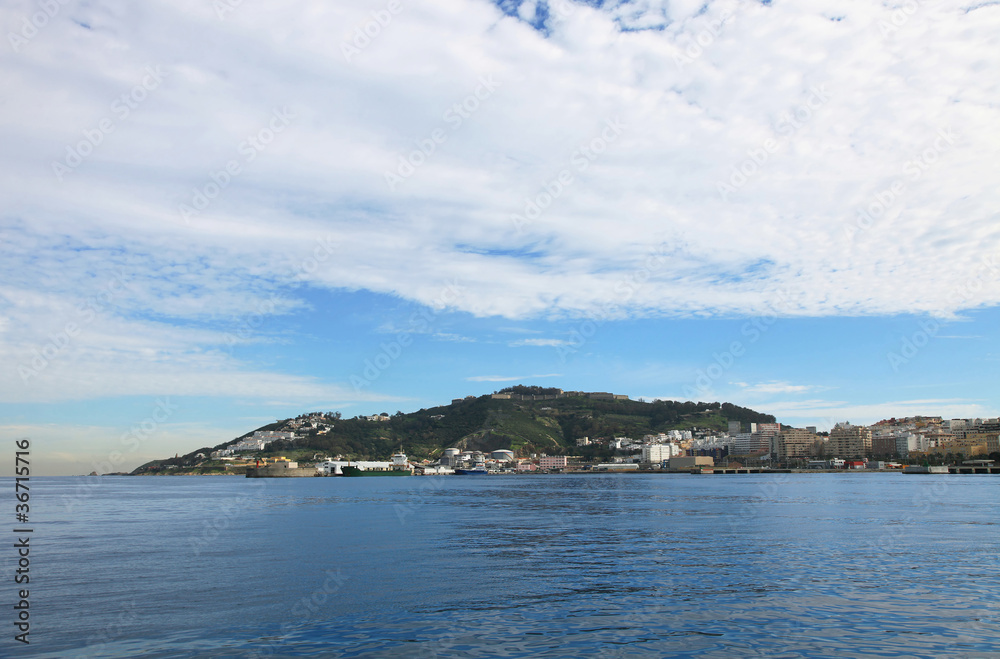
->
[[131, 387, 775, 473]]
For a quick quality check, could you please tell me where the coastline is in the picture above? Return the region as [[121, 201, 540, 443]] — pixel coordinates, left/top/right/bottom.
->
[[114, 466, 998, 477]]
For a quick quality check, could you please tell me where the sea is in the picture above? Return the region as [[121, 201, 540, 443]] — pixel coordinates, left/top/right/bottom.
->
[[5, 473, 1000, 658]]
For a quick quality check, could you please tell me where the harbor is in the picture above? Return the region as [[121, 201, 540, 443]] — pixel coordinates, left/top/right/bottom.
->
[[246, 453, 1000, 478]]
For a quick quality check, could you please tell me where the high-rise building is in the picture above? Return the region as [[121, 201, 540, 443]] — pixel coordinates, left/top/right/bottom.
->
[[753, 423, 781, 456], [775, 428, 819, 459], [730, 433, 753, 455], [731, 431, 773, 455], [828, 424, 873, 458], [872, 434, 899, 456], [642, 444, 674, 463]]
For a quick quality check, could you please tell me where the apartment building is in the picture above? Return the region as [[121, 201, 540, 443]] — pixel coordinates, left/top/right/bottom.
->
[[539, 455, 568, 470], [827, 424, 873, 458], [775, 428, 819, 460]]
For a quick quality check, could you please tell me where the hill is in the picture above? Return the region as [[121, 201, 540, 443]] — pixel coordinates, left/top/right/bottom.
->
[[131, 389, 775, 474]]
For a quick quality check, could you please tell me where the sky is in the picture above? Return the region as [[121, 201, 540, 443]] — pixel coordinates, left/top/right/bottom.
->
[[1, 0, 999, 476]]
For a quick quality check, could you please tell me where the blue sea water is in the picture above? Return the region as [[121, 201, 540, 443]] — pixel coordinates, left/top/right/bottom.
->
[[4, 473, 1000, 658]]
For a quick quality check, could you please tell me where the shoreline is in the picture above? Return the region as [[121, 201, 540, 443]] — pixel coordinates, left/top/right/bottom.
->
[[111, 466, 999, 477]]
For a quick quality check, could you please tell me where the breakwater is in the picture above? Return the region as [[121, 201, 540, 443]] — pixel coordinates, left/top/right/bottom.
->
[[245, 465, 317, 478]]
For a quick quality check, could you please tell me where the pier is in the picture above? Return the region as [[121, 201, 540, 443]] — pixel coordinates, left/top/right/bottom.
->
[[690, 468, 792, 474]]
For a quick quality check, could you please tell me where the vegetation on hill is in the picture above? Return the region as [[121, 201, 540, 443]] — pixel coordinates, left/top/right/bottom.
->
[[131, 390, 775, 473]]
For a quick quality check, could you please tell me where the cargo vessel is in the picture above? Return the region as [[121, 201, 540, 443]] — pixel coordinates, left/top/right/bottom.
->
[[341, 452, 413, 476], [454, 462, 488, 475]]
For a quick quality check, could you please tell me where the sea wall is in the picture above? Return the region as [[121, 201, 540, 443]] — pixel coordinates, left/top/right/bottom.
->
[[246, 466, 318, 478]]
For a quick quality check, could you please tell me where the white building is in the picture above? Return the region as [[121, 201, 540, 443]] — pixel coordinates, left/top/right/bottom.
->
[[642, 443, 681, 463], [908, 433, 936, 453], [252, 431, 296, 442], [642, 444, 669, 463], [642, 431, 691, 443], [730, 433, 754, 455], [690, 435, 729, 451]]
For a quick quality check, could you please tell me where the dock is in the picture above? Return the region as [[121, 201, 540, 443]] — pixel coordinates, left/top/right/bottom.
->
[[690, 468, 792, 474], [904, 465, 1000, 474], [245, 465, 318, 477]]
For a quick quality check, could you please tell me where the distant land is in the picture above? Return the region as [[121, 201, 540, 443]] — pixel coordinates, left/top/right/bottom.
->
[[132, 386, 775, 475]]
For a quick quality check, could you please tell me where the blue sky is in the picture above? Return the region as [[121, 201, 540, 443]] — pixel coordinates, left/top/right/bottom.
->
[[2, 0, 999, 475]]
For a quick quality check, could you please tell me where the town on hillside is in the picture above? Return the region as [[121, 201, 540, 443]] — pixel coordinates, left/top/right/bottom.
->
[[135, 389, 1000, 476]]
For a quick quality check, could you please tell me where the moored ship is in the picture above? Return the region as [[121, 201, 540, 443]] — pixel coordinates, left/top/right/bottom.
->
[[341, 452, 413, 476], [902, 465, 949, 474], [454, 462, 488, 475]]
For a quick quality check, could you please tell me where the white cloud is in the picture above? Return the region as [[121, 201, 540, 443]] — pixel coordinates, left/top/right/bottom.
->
[[732, 380, 828, 395], [2, 0, 999, 402], [0, 299, 392, 403], [762, 398, 998, 430], [496, 326, 542, 334], [466, 373, 562, 382], [433, 332, 476, 342], [508, 338, 571, 347]]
